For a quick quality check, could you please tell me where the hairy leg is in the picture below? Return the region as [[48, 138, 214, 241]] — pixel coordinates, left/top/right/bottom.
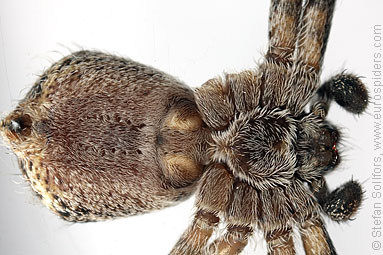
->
[[267, 0, 303, 63], [208, 181, 258, 255], [300, 218, 337, 255], [295, 0, 336, 71], [260, 0, 303, 109], [208, 225, 253, 255], [288, 0, 337, 114], [170, 209, 220, 255], [170, 164, 234, 255], [265, 227, 295, 255]]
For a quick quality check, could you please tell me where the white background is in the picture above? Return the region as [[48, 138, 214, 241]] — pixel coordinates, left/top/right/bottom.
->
[[0, 0, 382, 254]]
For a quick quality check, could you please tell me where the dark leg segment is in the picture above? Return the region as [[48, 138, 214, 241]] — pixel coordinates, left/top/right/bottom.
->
[[317, 73, 369, 114], [311, 177, 363, 221]]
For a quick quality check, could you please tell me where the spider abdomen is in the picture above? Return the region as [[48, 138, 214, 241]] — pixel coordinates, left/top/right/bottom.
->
[[1, 51, 208, 222]]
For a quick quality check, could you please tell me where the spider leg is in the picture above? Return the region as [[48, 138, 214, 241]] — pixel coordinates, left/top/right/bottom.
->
[[295, 0, 336, 72], [311, 177, 363, 221], [207, 180, 318, 254], [261, 180, 320, 255], [169, 164, 234, 255], [169, 209, 220, 255], [208, 181, 257, 255], [208, 225, 253, 255], [267, 0, 303, 64], [288, 0, 337, 114], [259, 0, 303, 109], [195, 71, 261, 130], [300, 218, 337, 255], [265, 227, 295, 255]]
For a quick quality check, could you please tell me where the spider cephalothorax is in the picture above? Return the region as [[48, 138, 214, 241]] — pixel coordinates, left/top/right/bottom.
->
[[1, 0, 368, 254]]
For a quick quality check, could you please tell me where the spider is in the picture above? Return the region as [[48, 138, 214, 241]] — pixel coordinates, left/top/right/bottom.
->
[[0, 0, 369, 254]]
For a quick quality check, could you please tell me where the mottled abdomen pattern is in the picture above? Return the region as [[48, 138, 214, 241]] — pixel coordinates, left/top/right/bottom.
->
[[2, 51, 208, 222]]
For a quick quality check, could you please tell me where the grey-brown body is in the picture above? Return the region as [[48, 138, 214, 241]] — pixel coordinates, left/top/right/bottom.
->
[[1, 0, 368, 254]]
